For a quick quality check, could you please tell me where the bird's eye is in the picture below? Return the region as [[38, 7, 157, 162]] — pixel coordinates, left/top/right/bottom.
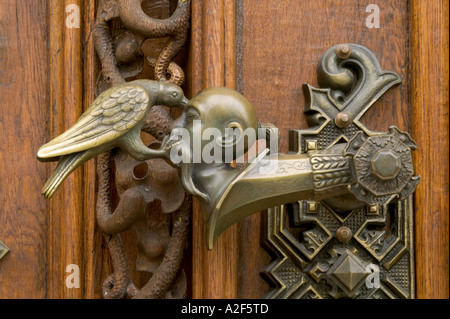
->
[[172, 92, 178, 97]]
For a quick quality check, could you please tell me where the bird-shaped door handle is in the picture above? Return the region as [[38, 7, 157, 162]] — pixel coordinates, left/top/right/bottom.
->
[[37, 79, 188, 199], [158, 44, 420, 250]]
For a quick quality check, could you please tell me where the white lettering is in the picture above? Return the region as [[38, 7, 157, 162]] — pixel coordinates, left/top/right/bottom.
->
[[365, 4, 381, 29], [65, 4, 81, 29], [65, 264, 80, 288], [366, 263, 381, 288], [181, 303, 215, 316]]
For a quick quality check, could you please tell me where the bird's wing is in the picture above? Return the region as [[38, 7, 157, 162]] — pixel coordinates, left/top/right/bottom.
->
[[37, 84, 150, 158]]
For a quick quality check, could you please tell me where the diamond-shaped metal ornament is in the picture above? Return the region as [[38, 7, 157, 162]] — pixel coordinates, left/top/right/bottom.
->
[[0, 240, 9, 261], [326, 251, 368, 297]]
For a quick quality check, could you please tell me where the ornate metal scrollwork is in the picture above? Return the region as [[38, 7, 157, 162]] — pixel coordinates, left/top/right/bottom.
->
[[263, 44, 418, 299]]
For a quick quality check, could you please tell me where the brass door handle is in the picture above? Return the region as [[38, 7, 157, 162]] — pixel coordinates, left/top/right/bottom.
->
[[179, 124, 419, 249], [37, 43, 420, 253], [161, 43, 420, 249], [35, 40, 419, 299]]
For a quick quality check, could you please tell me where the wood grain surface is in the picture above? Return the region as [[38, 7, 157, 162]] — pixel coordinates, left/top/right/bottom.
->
[[0, 0, 50, 298], [410, 0, 449, 299], [82, 0, 105, 299], [47, 0, 85, 299]]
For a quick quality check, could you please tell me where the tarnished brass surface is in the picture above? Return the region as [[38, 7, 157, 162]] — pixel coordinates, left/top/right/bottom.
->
[[162, 43, 418, 299], [0, 240, 9, 261], [165, 46, 419, 249], [96, 151, 190, 299], [37, 80, 187, 199], [262, 44, 417, 299], [344, 128, 420, 204], [168, 119, 417, 249], [336, 226, 352, 243]]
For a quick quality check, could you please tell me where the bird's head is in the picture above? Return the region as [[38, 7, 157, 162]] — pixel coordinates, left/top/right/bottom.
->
[[157, 81, 189, 109], [168, 87, 258, 163]]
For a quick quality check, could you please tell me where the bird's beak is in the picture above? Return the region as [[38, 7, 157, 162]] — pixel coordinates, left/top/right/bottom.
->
[[181, 97, 189, 109]]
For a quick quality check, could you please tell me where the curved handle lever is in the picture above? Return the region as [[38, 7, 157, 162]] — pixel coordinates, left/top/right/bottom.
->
[[163, 44, 420, 249], [193, 126, 419, 248]]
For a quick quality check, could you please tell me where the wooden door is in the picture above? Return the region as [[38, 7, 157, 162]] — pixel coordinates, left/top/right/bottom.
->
[[0, 0, 448, 299]]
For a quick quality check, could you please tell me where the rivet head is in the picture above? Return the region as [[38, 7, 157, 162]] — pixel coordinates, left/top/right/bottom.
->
[[370, 149, 402, 180], [336, 44, 352, 59], [336, 226, 352, 243], [335, 112, 351, 128]]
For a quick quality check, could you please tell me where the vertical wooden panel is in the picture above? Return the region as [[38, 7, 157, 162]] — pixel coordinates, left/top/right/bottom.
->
[[47, 0, 64, 298], [187, 0, 204, 298], [82, 0, 104, 299], [410, 0, 449, 299], [62, 0, 84, 296], [0, 0, 49, 298], [48, 0, 84, 298], [189, 0, 239, 299]]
